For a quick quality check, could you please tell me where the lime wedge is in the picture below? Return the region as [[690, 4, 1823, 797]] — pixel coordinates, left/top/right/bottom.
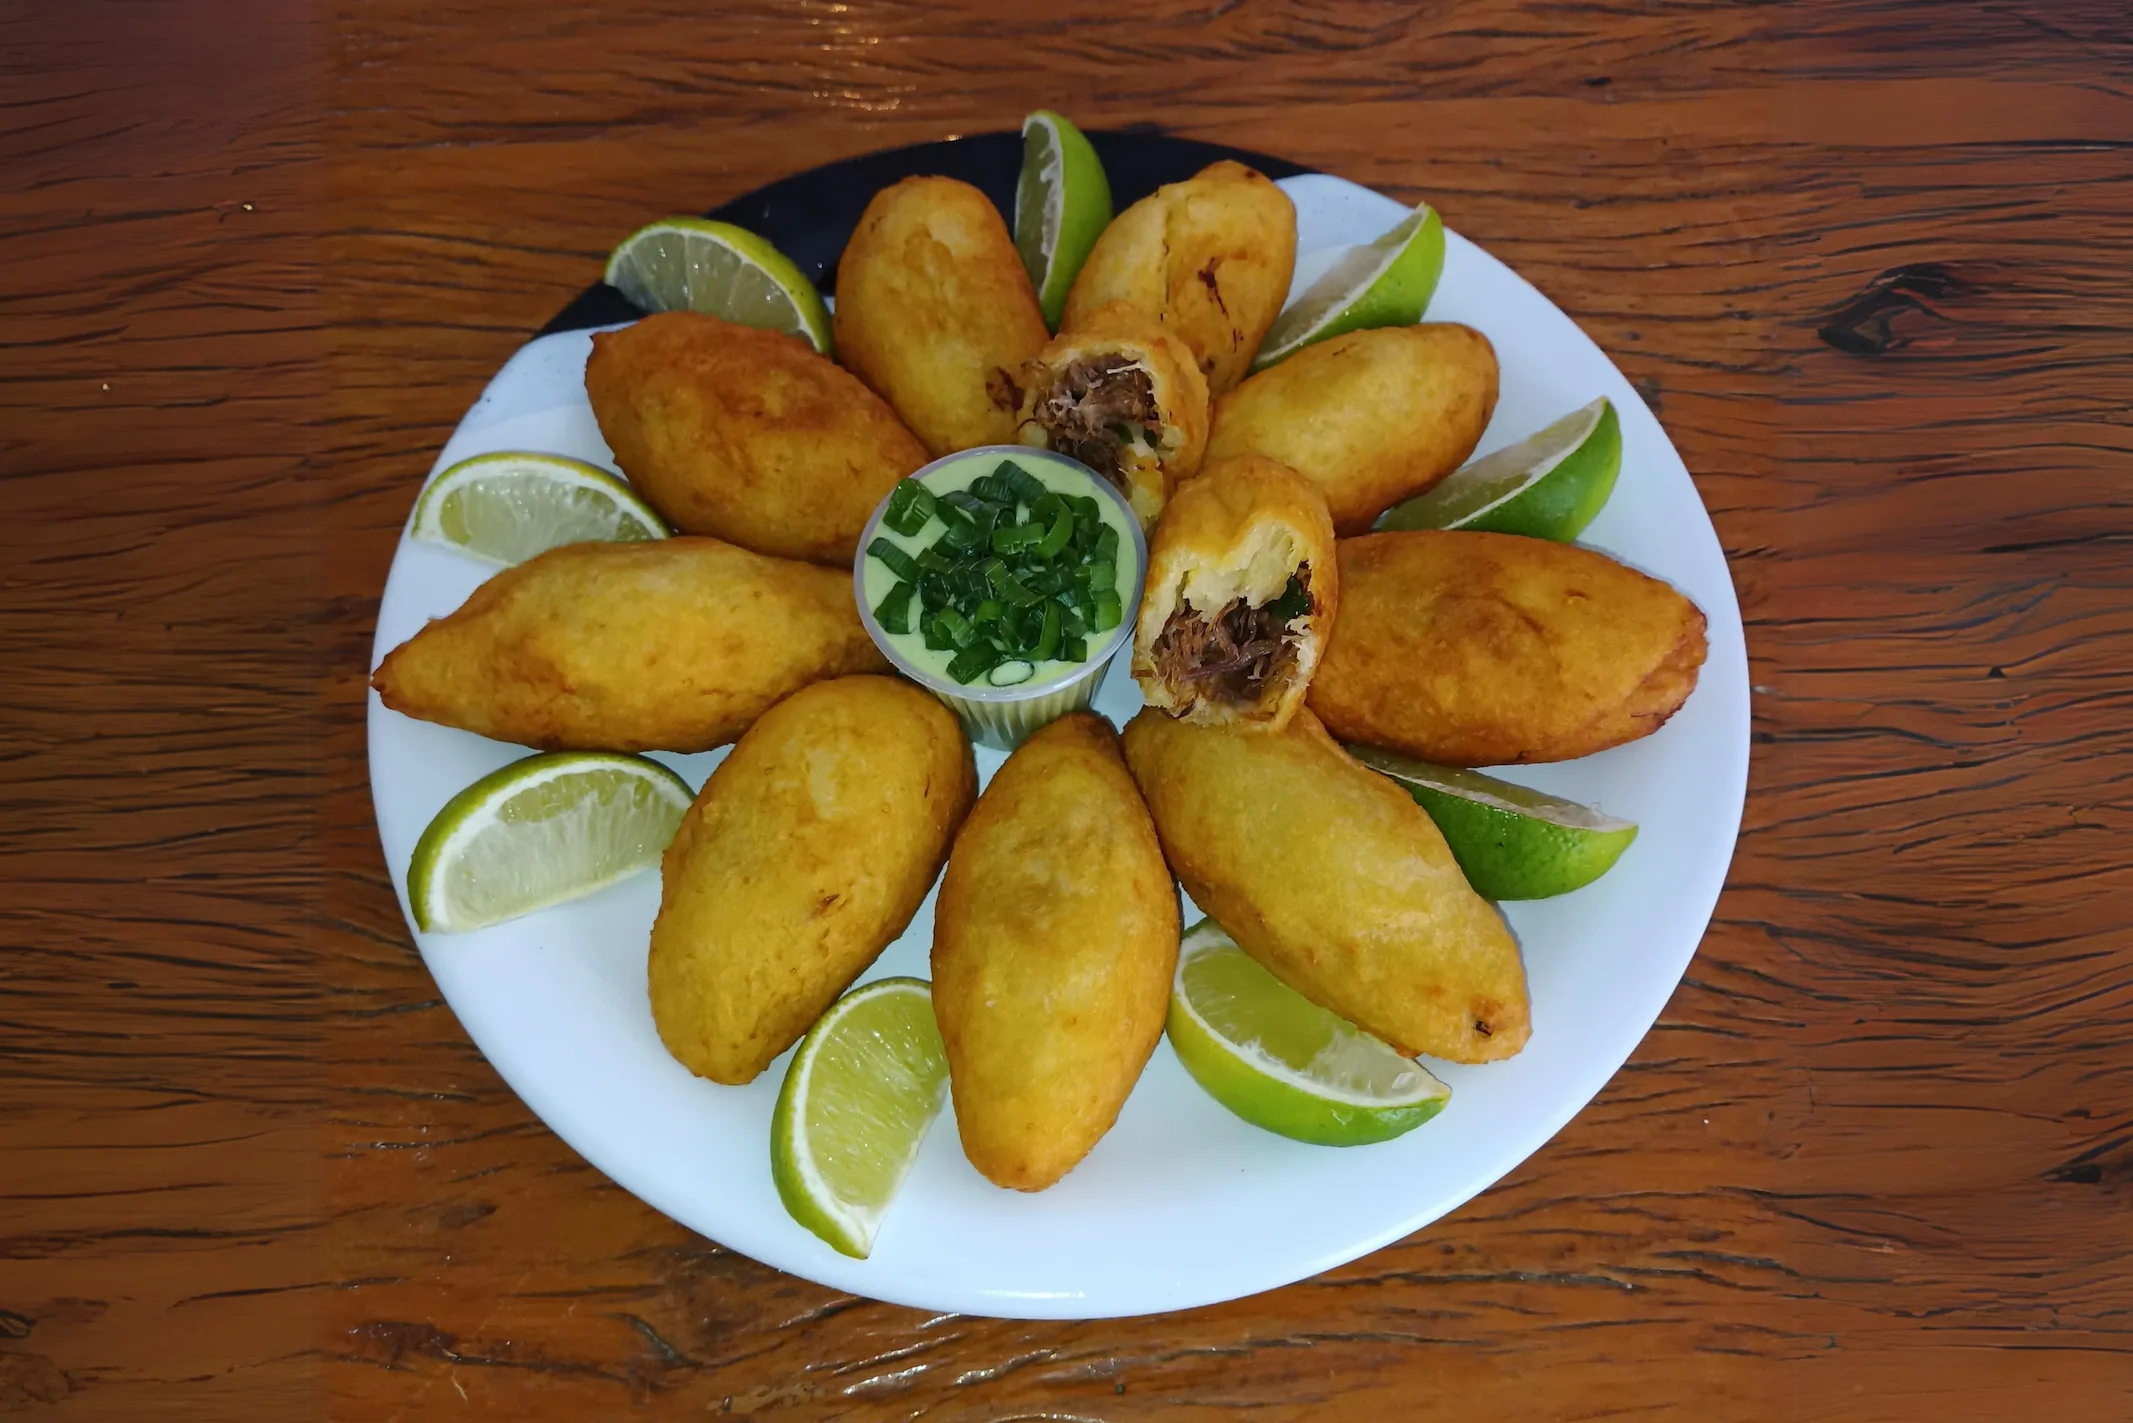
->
[[1168, 920, 1450, 1146], [410, 451, 669, 567], [1014, 109, 1113, 330], [604, 217, 832, 354], [1378, 396, 1622, 541], [1350, 747, 1638, 900], [772, 977, 949, 1259], [1251, 202, 1445, 372], [406, 752, 693, 934]]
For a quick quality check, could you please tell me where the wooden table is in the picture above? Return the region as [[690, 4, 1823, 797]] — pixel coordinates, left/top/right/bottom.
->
[[6, 2, 2129, 1417]]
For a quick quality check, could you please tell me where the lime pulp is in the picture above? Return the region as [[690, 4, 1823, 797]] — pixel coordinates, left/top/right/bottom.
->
[[603, 217, 832, 354], [1378, 396, 1622, 542], [1252, 203, 1445, 372], [1015, 110, 1113, 331], [410, 451, 669, 567]]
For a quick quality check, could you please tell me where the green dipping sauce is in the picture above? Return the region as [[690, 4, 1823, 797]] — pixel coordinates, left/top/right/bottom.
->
[[860, 450, 1141, 690]]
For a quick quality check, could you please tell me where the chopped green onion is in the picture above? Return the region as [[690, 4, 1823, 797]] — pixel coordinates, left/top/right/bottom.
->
[[1060, 633, 1088, 663], [992, 520, 1044, 554], [1090, 588, 1123, 632], [873, 581, 914, 635], [1059, 600, 1088, 637], [972, 597, 1005, 625], [1035, 506, 1074, 559], [987, 659, 1035, 687], [920, 612, 955, 650], [946, 641, 1000, 685], [1265, 574, 1312, 624], [1094, 525, 1119, 563], [882, 478, 936, 536], [868, 538, 920, 583], [917, 572, 950, 610], [915, 544, 956, 575], [1023, 601, 1062, 661], [1083, 559, 1115, 594], [988, 561, 1042, 607], [933, 605, 975, 647]]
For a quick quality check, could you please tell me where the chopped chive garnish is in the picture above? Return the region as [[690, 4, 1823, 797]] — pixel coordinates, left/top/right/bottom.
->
[[882, 478, 935, 536], [874, 581, 914, 634], [1023, 601, 1062, 661], [868, 537, 920, 583], [1265, 573, 1312, 623], [1090, 588, 1123, 632], [865, 462, 1132, 674], [1035, 507, 1074, 559], [988, 562, 1042, 607], [946, 641, 1001, 685], [993, 520, 1044, 554], [934, 605, 975, 648]]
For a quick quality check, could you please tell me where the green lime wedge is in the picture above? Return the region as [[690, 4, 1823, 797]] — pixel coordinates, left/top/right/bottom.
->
[[1015, 109, 1113, 330], [1251, 202, 1445, 372], [406, 752, 693, 934], [604, 217, 832, 354], [1349, 747, 1638, 900], [1168, 920, 1450, 1146], [1378, 396, 1622, 541], [771, 977, 949, 1259], [410, 451, 669, 567]]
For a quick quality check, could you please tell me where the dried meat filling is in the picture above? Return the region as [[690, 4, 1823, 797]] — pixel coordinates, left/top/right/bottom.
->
[[1032, 355, 1158, 485], [1151, 570, 1313, 708]]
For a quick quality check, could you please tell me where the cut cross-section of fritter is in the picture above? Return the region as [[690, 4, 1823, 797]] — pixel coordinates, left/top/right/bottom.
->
[[1015, 300, 1209, 528], [1132, 455, 1337, 731]]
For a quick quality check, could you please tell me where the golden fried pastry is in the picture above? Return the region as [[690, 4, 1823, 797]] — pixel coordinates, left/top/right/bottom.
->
[[1013, 299, 1209, 527], [649, 676, 976, 1085], [833, 176, 1050, 456], [371, 538, 887, 753], [1204, 324, 1499, 534], [1062, 161, 1296, 396], [1121, 707, 1528, 1063], [932, 713, 1178, 1190], [1131, 454, 1337, 732], [585, 312, 927, 565], [1309, 531, 1707, 765]]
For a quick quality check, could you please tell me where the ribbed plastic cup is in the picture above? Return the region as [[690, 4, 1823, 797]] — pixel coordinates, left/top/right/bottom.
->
[[853, 446, 1147, 752]]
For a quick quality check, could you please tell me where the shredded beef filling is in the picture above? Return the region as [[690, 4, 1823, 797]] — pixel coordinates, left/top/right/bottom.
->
[[1150, 569, 1313, 709], [1032, 355, 1158, 486]]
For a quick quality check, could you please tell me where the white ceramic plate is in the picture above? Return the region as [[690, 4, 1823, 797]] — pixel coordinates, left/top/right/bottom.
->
[[367, 171, 1749, 1319]]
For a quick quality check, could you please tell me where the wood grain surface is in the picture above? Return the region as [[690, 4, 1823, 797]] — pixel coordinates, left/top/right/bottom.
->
[[4, 1, 2130, 1417]]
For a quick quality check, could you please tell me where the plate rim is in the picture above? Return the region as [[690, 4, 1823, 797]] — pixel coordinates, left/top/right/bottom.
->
[[366, 138, 1751, 1319]]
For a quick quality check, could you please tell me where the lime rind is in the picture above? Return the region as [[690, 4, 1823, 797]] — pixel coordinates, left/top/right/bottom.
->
[[407, 752, 693, 934], [1252, 203, 1445, 372], [771, 977, 948, 1260], [1016, 110, 1113, 330], [1168, 921, 1449, 1147], [1379, 396, 1621, 541], [410, 451, 670, 567], [604, 217, 832, 354], [1349, 746, 1639, 900]]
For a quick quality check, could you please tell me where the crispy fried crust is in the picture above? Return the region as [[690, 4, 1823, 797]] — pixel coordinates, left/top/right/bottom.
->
[[1130, 455, 1337, 731], [586, 312, 927, 565], [1308, 531, 1709, 765], [833, 176, 1050, 456], [1121, 707, 1529, 1063], [1013, 299, 1210, 527], [370, 538, 888, 753], [931, 713, 1178, 1191], [1205, 324, 1499, 535], [1062, 161, 1296, 396], [648, 676, 976, 1085]]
